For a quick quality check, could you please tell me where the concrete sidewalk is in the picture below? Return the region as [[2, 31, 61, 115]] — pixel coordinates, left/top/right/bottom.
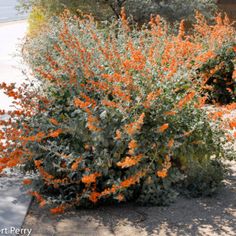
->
[[0, 20, 27, 111], [0, 171, 32, 234], [0, 20, 32, 235]]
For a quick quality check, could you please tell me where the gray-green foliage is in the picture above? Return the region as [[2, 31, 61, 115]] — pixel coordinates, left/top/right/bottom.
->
[[179, 159, 225, 197]]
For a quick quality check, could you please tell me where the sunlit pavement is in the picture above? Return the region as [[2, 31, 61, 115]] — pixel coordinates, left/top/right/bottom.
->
[[0, 20, 27, 111]]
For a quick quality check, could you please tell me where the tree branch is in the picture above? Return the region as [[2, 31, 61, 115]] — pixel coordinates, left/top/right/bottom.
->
[[109, 2, 121, 19]]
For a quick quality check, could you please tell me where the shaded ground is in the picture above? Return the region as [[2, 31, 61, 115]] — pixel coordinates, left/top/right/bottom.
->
[[21, 161, 236, 236]]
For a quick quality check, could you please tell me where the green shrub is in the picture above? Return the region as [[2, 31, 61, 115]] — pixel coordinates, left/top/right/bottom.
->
[[0, 11, 235, 213], [198, 44, 236, 104], [179, 159, 225, 197]]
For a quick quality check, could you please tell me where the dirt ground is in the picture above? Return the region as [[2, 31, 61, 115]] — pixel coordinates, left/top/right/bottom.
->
[[21, 161, 236, 236]]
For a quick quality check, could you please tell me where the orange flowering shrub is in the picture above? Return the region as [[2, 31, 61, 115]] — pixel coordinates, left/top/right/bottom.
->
[[0, 10, 235, 211]]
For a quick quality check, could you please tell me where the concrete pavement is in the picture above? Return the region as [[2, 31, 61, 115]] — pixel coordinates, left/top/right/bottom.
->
[[0, 20, 32, 235], [0, 172, 32, 235], [0, 20, 27, 111]]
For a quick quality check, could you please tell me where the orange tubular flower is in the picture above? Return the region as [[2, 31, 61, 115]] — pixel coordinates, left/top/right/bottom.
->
[[194, 96, 207, 109], [87, 115, 101, 132], [120, 171, 145, 188], [229, 120, 236, 129], [168, 139, 174, 148], [128, 140, 138, 149], [71, 158, 82, 171], [38, 166, 54, 181], [143, 89, 161, 108], [89, 192, 101, 203], [21, 131, 46, 142], [48, 129, 63, 138], [209, 111, 224, 120], [120, 7, 130, 32], [225, 103, 236, 110], [49, 118, 59, 126], [164, 110, 177, 116], [159, 123, 169, 133], [30, 191, 47, 208], [117, 194, 124, 202], [117, 154, 143, 169], [183, 130, 193, 137], [128, 139, 138, 155], [125, 113, 145, 136], [233, 70, 236, 80], [177, 91, 196, 109], [101, 100, 119, 108], [100, 185, 118, 197], [50, 205, 65, 214], [178, 20, 185, 39], [23, 179, 32, 185], [156, 169, 168, 178], [74, 98, 92, 109]]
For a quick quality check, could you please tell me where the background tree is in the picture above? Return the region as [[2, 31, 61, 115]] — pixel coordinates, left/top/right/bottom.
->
[[17, 0, 218, 24]]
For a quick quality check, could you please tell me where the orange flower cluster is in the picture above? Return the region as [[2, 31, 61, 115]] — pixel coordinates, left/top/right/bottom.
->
[[74, 98, 91, 110], [71, 158, 82, 171], [120, 171, 146, 188], [229, 120, 236, 129], [81, 172, 101, 185], [125, 113, 145, 136], [194, 96, 207, 109], [178, 20, 185, 39], [21, 131, 46, 142], [143, 90, 161, 108], [48, 129, 63, 138], [100, 185, 118, 197], [157, 169, 168, 178], [89, 191, 100, 203], [117, 154, 143, 168], [102, 100, 119, 108], [156, 155, 172, 179], [209, 111, 224, 120], [87, 115, 101, 132], [128, 139, 138, 155], [168, 139, 174, 148]]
